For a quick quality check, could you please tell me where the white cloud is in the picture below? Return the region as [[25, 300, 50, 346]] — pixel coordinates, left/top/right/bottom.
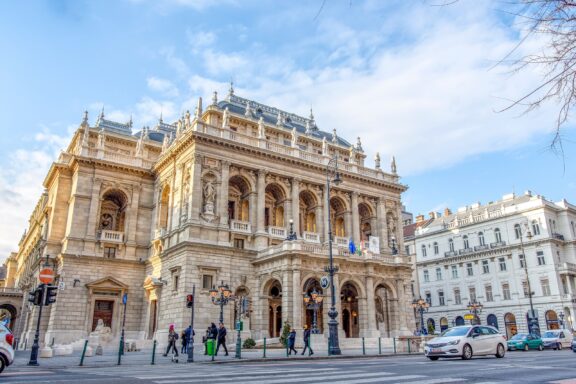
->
[[147, 77, 180, 98]]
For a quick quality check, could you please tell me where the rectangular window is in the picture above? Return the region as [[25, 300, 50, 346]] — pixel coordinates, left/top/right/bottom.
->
[[502, 283, 511, 300], [202, 275, 213, 290], [234, 238, 245, 249], [438, 291, 445, 306], [423, 270, 429, 283], [467, 263, 473, 276], [451, 265, 458, 279], [537, 251, 546, 265], [482, 260, 489, 274], [104, 247, 116, 259], [425, 292, 432, 305], [173, 275, 179, 291], [522, 280, 529, 297], [541, 279, 551, 296], [519, 254, 525, 269], [485, 285, 493, 302], [469, 287, 476, 302], [454, 288, 461, 305], [436, 268, 442, 281], [499, 257, 507, 272]]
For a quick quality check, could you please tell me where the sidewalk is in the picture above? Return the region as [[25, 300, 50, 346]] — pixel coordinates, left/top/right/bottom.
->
[[12, 344, 421, 369]]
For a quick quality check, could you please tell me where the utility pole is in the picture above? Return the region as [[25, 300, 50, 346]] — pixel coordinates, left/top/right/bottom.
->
[[187, 285, 195, 363]]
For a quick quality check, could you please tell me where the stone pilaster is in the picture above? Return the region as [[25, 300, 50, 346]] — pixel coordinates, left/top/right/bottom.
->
[[377, 198, 388, 252], [190, 154, 203, 222], [351, 192, 360, 246], [292, 259, 302, 329], [364, 276, 379, 337], [219, 161, 230, 226], [256, 170, 266, 234], [290, 178, 300, 234], [323, 187, 330, 243]]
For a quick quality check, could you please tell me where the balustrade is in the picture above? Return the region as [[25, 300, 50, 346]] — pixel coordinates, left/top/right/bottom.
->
[[267, 226, 287, 238], [302, 232, 320, 243], [334, 236, 348, 247], [230, 220, 252, 234], [99, 230, 124, 244]]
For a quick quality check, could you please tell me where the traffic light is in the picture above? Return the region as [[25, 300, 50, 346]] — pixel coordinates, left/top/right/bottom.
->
[[44, 285, 58, 306], [186, 294, 194, 308], [28, 285, 43, 306]]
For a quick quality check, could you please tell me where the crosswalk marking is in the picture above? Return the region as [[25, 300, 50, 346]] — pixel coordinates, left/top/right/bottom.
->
[[401, 379, 464, 384], [138, 368, 346, 380], [1, 370, 54, 377]]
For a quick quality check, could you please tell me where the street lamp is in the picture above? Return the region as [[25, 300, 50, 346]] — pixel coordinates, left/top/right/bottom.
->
[[519, 224, 540, 336], [467, 301, 483, 325], [324, 154, 342, 355], [411, 297, 429, 335], [209, 281, 233, 324], [390, 236, 398, 255], [304, 288, 323, 334], [286, 218, 297, 241]]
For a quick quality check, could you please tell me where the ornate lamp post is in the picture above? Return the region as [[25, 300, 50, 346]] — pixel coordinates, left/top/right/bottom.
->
[[467, 301, 483, 325], [286, 218, 297, 241], [519, 224, 540, 336], [411, 297, 429, 335], [324, 154, 342, 355], [304, 288, 323, 334], [209, 281, 233, 324]]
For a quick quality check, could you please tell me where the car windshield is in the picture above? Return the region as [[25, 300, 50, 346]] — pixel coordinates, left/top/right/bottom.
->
[[543, 331, 558, 338], [510, 334, 527, 340], [441, 327, 471, 337]]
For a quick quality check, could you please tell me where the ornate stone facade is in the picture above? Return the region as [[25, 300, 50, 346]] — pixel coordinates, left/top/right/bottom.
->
[[7, 91, 412, 349]]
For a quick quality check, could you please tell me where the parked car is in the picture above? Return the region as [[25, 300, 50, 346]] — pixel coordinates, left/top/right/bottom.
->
[[0, 324, 14, 373], [507, 333, 543, 351], [571, 337, 576, 352], [542, 329, 573, 350], [424, 325, 506, 360]]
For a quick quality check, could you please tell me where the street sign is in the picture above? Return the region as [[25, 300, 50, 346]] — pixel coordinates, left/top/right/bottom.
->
[[320, 276, 330, 289], [464, 314, 474, 320], [39, 268, 54, 284], [122, 293, 128, 305]]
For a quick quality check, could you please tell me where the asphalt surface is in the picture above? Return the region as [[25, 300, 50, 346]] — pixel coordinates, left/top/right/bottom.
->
[[3, 349, 576, 384]]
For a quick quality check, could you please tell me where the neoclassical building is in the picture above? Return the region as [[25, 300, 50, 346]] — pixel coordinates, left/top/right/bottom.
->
[[7, 89, 413, 349]]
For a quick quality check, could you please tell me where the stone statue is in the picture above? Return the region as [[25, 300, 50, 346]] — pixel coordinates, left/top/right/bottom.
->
[[203, 180, 216, 215], [291, 127, 297, 147], [100, 213, 113, 230], [374, 152, 381, 169], [222, 107, 229, 128], [332, 128, 338, 143], [185, 110, 191, 128], [90, 318, 112, 348], [258, 117, 265, 139], [391, 156, 397, 174], [322, 137, 328, 155]]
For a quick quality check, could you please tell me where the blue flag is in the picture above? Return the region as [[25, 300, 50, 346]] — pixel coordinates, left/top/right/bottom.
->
[[348, 239, 356, 254]]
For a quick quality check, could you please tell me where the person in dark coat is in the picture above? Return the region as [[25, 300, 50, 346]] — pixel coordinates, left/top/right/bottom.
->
[[287, 328, 297, 355], [301, 325, 313, 356], [163, 324, 179, 357], [180, 330, 187, 354], [184, 325, 194, 353], [210, 323, 218, 340], [215, 322, 229, 356], [203, 326, 211, 355]]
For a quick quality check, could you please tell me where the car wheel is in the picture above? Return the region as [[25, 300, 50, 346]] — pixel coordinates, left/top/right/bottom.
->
[[0, 356, 5, 374], [557, 343, 563, 351], [524, 344, 529, 351], [428, 356, 439, 361], [496, 343, 506, 358], [462, 344, 473, 360], [538, 344, 543, 351]]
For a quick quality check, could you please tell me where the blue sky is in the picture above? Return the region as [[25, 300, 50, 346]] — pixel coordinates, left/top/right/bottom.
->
[[0, 0, 574, 258]]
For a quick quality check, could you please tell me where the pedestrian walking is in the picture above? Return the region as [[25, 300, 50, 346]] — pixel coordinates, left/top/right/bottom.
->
[[210, 322, 218, 340], [180, 329, 187, 354], [163, 324, 179, 358], [203, 326, 211, 355], [301, 325, 313, 356], [288, 328, 298, 355], [215, 322, 229, 356]]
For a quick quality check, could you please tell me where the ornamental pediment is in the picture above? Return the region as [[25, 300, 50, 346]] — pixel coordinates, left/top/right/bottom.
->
[[85, 276, 128, 291]]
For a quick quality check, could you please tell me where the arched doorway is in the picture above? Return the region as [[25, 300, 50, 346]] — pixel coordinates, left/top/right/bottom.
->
[[358, 202, 374, 242], [440, 317, 448, 332], [487, 314, 498, 329], [264, 183, 286, 230], [0, 304, 17, 331], [330, 197, 347, 239], [504, 313, 517, 339], [545, 310, 560, 330], [299, 190, 318, 237], [427, 318, 436, 334], [302, 278, 323, 333], [455, 316, 465, 326], [228, 175, 251, 224], [340, 282, 359, 338], [267, 280, 282, 338], [374, 284, 393, 337], [234, 286, 250, 331]]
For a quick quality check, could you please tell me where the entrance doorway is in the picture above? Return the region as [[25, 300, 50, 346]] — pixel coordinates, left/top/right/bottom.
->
[[504, 313, 517, 339], [92, 300, 114, 331], [340, 282, 359, 338], [148, 300, 157, 338], [267, 280, 282, 337]]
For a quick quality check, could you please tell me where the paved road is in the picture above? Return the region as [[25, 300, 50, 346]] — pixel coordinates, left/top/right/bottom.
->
[[3, 349, 576, 383]]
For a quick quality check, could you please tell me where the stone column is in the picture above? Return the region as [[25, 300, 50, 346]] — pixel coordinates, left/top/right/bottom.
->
[[292, 259, 302, 330], [396, 204, 404, 254], [219, 161, 230, 226], [323, 187, 330, 243], [167, 167, 176, 231], [190, 154, 203, 222], [344, 211, 352, 241], [291, 178, 300, 234], [364, 276, 379, 337], [176, 164, 185, 225], [282, 270, 290, 325], [351, 192, 360, 246], [256, 170, 267, 234], [396, 279, 409, 334], [126, 186, 140, 245], [377, 199, 388, 252], [84, 179, 103, 242]]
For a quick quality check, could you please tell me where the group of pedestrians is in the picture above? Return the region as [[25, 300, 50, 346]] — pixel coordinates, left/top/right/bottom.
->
[[163, 324, 195, 358], [202, 322, 229, 356], [287, 324, 314, 356]]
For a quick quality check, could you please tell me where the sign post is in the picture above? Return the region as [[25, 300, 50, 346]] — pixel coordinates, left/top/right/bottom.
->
[[28, 284, 45, 366], [187, 285, 195, 363], [117, 293, 127, 365]]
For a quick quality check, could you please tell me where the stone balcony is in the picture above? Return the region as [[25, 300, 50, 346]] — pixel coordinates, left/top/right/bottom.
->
[[230, 220, 252, 234], [267, 226, 287, 239], [99, 230, 124, 244], [334, 236, 348, 247], [302, 231, 320, 243], [490, 241, 507, 249]]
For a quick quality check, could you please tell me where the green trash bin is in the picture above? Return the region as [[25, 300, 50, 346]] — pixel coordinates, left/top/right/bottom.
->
[[206, 339, 215, 356]]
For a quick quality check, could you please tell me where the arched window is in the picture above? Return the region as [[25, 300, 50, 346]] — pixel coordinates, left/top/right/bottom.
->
[[478, 232, 485, 246], [504, 313, 517, 339], [455, 316, 465, 326], [494, 228, 502, 243], [433, 242, 439, 255], [421, 244, 427, 257], [463, 235, 469, 249], [100, 189, 127, 232], [532, 220, 540, 236], [487, 314, 498, 329], [545, 310, 560, 330], [448, 238, 454, 252], [514, 224, 521, 239]]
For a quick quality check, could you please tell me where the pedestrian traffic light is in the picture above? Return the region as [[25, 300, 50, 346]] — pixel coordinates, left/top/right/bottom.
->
[[28, 285, 44, 306], [44, 285, 58, 306], [186, 294, 194, 308]]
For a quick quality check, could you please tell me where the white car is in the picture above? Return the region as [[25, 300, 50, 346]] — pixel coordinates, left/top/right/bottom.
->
[[424, 325, 507, 360], [0, 324, 14, 373], [542, 329, 573, 350]]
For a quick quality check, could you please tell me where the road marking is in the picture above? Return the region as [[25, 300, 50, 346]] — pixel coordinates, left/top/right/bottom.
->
[[155, 372, 395, 384], [401, 379, 465, 384], [2, 370, 55, 376], [137, 368, 347, 380], [549, 380, 576, 384]]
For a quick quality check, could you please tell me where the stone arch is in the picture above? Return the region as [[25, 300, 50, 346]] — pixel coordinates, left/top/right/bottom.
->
[[262, 278, 282, 338], [158, 184, 170, 229], [234, 285, 251, 330], [99, 188, 129, 233], [339, 277, 366, 299], [0, 303, 18, 331], [299, 190, 319, 235], [229, 175, 252, 222], [340, 280, 362, 338], [330, 196, 348, 238], [374, 282, 395, 337], [302, 277, 324, 333], [265, 183, 287, 228], [359, 202, 375, 242]]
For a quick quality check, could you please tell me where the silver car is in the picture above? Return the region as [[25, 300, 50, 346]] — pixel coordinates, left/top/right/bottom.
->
[[424, 325, 507, 360], [0, 324, 14, 373]]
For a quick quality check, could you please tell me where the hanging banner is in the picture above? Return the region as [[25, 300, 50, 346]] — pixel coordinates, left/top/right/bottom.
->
[[369, 236, 380, 253]]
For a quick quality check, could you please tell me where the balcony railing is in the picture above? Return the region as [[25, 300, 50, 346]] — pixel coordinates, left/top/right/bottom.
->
[[267, 226, 287, 239], [490, 241, 507, 249], [444, 251, 457, 257], [474, 244, 490, 252], [302, 232, 320, 243], [459, 248, 474, 255], [553, 233, 565, 241], [230, 220, 251, 234], [99, 230, 124, 244], [334, 236, 348, 247]]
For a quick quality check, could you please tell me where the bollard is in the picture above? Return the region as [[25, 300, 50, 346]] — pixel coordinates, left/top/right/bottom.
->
[[407, 338, 411, 354], [24, 338, 28, 351], [263, 337, 267, 358], [378, 337, 382, 355], [393, 337, 396, 354], [51, 337, 55, 347], [79, 340, 89, 366], [362, 337, 366, 355], [327, 336, 331, 356], [151, 340, 157, 365], [285, 343, 288, 357]]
